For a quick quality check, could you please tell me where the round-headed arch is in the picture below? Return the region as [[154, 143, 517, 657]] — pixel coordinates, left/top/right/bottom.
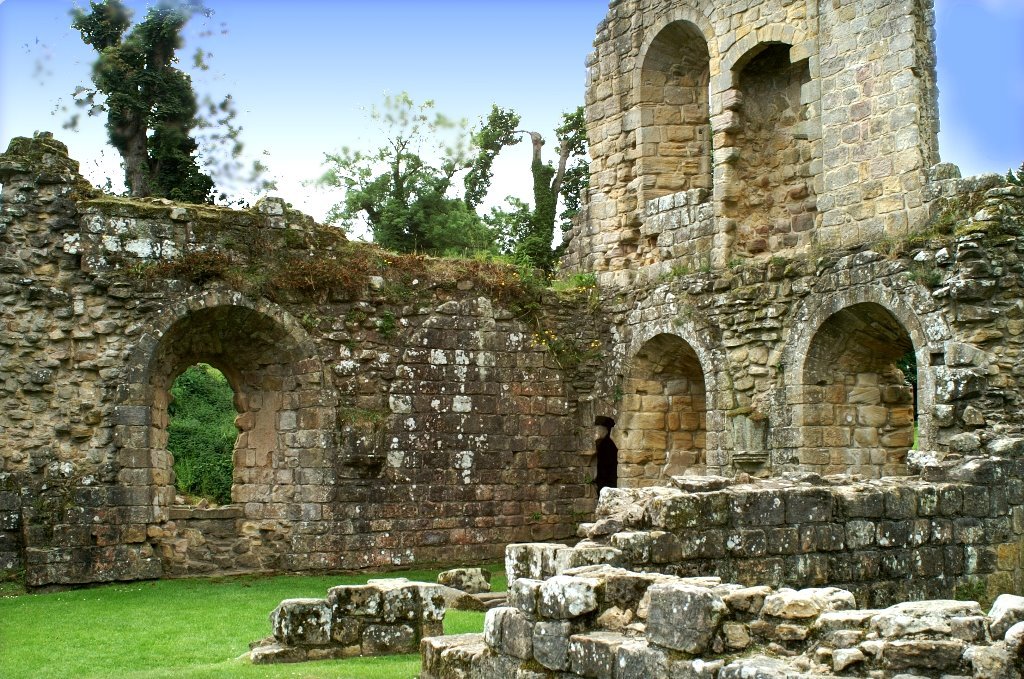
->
[[116, 290, 333, 521], [720, 26, 811, 83], [783, 280, 949, 476], [615, 320, 721, 485], [634, 8, 718, 203], [720, 33, 820, 258]]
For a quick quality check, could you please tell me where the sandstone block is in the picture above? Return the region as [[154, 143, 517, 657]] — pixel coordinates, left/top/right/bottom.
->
[[271, 598, 332, 646], [532, 620, 573, 670], [420, 633, 486, 679], [509, 578, 542, 617], [361, 623, 416, 655], [329, 585, 382, 616], [833, 647, 865, 672], [505, 543, 565, 586], [762, 587, 854, 620], [881, 639, 966, 671], [989, 593, 1024, 639], [568, 630, 627, 678], [723, 585, 772, 614], [615, 639, 668, 679], [871, 599, 982, 638], [964, 644, 1015, 679], [250, 641, 307, 665]]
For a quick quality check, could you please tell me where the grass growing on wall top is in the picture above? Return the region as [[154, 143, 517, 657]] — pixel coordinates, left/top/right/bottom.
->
[[0, 568, 503, 679]]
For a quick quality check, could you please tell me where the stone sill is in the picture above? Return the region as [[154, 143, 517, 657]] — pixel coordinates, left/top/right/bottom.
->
[[168, 504, 244, 521]]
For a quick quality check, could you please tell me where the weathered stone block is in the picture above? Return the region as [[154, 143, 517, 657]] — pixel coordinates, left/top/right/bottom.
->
[[532, 620, 573, 670], [645, 583, 726, 654], [723, 585, 772, 615], [328, 585, 382, 616], [361, 623, 416, 655], [762, 587, 854, 620], [882, 639, 966, 671], [731, 491, 785, 526], [537, 575, 601, 620], [250, 641, 307, 665], [505, 543, 565, 586], [438, 567, 491, 594], [483, 607, 534, 659], [420, 633, 486, 679], [271, 598, 332, 646], [509, 577, 541, 617], [786, 489, 833, 523], [568, 630, 626, 679], [648, 492, 728, 530], [989, 593, 1024, 639]]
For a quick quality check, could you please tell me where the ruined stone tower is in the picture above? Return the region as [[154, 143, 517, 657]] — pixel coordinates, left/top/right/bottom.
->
[[564, 0, 941, 276]]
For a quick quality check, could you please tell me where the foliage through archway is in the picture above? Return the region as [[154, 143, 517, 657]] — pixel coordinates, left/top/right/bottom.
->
[[168, 363, 238, 505]]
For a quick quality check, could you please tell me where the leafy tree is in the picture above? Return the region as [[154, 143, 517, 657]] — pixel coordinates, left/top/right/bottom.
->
[[321, 96, 589, 267], [72, 0, 215, 202], [168, 363, 238, 504], [478, 105, 589, 272], [319, 93, 496, 255], [1007, 162, 1024, 187]]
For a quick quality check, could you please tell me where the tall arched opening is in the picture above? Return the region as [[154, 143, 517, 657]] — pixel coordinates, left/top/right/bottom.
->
[[638, 20, 712, 203], [727, 43, 818, 256], [593, 416, 618, 494], [617, 333, 707, 486], [798, 303, 916, 477], [167, 362, 239, 505]]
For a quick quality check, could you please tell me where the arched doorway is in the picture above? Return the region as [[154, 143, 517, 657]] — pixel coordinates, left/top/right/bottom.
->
[[146, 305, 321, 515], [167, 362, 239, 505], [617, 333, 708, 486], [115, 295, 334, 573]]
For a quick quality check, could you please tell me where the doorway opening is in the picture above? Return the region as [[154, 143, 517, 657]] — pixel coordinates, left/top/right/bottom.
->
[[168, 363, 240, 505]]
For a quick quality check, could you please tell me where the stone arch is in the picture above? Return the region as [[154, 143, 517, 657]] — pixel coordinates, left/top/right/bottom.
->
[[634, 11, 716, 205], [782, 281, 945, 476], [115, 290, 333, 529], [719, 33, 820, 258], [616, 323, 720, 486]]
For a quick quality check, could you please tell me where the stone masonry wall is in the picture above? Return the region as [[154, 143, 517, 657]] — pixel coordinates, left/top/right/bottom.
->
[[0, 134, 606, 587], [589, 174, 1024, 485], [2, 133, 1022, 588], [507, 454, 1024, 609]]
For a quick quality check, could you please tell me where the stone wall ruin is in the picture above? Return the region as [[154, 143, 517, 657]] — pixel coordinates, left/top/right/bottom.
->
[[1, 0, 1024, 629], [422, 559, 1024, 678], [0, 135, 604, 586]]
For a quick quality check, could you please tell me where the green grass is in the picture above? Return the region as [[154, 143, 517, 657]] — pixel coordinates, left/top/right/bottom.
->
[[0, 567, 504, 679]]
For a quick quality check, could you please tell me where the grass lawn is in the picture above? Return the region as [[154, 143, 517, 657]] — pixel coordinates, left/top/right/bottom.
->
[[0, 567, 504, 679]]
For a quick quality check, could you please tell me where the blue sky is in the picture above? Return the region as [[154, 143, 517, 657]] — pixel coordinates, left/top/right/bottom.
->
[[1, 0, 1022, 227]]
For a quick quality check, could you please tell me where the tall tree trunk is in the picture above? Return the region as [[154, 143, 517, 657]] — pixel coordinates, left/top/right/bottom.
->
[[115, 113, 151, 197]]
